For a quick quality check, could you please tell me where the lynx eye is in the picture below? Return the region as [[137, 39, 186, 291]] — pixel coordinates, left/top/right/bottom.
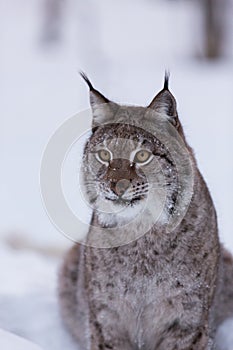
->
[[134, 150, 151, 164], [97, 149, 111, 163]]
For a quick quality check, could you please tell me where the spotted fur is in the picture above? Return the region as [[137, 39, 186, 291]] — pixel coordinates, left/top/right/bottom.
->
[[58, 76, 233, 350]]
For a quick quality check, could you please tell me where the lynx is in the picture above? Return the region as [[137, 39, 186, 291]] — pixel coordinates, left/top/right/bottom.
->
[[58, 73, 233, 350]]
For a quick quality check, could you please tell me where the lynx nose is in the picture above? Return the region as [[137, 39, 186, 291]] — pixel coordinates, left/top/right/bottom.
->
[[112, 179, 130, 197]]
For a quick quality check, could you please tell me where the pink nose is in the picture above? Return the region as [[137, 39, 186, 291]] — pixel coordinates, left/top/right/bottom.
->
[[114, 179, 130, 196]]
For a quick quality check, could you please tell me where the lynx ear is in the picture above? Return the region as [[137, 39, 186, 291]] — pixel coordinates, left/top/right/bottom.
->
[[148, 72, 179, 127], [80, 72, 118, 128]]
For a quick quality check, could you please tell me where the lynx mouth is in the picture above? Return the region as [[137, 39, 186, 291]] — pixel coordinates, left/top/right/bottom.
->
[[105, 196, 143, 206]]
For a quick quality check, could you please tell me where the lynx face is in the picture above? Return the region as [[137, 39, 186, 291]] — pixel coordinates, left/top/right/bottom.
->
[[80, 73, 194, 230], [81, 118, 179, 228]]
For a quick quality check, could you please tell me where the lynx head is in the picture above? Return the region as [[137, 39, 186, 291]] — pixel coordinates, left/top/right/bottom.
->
[[80, 73, 194, 232]]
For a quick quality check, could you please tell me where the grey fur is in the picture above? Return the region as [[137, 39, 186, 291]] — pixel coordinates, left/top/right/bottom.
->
[[58, 77, 233, 350]]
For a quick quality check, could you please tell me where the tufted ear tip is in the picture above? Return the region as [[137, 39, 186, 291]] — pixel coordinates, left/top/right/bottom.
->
[[80, 72, 110, 108], [79, 71, 94, 90], [163, 70, 170, 90], [148, 72, 180, 127], [80, 72, 119, 129]]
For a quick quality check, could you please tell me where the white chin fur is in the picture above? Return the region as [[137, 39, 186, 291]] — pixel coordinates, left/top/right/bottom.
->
[[96, 197, 146, 227], [95, 193, 170, 230]]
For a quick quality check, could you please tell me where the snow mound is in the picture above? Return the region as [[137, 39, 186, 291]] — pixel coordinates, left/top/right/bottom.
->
[[0, 329, 43, 350]]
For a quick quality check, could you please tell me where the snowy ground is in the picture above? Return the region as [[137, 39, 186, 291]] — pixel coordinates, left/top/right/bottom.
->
[[1, 0, 233, 348], [0, 329, 43, 350], [1, 243, 233, 350], [0, 244, 78, 349]]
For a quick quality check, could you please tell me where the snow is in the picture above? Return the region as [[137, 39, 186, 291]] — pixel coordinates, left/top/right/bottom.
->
[[0, 244, 78, 350], [0, 329, 43, 350], [0, 243, 232, 350], [216, 319, 233, 350], [1, 0, 233, 349]]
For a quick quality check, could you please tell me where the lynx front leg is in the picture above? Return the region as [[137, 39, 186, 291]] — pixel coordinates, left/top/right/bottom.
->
[[86, 285, 140, 350], [140, 296, 215, 350], [89, 325, 215, 350], [151, 322, 214, 350], [89, 312, 135, 350], [90, 338, 133, 350]]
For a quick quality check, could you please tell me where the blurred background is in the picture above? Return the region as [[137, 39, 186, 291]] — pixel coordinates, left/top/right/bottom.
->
[[0, 0, 233, 349]]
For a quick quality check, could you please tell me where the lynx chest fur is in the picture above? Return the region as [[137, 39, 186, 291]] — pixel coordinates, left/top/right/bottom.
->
[[59, 74, 233, 350]]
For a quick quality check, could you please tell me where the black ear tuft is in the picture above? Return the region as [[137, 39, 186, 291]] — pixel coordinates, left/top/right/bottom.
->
[[163, 70, 170, 90], [148, 72, 179, 127], [79, 71, 94, 90], [80, 71, 111, 108], [80, 71, 119, 129]]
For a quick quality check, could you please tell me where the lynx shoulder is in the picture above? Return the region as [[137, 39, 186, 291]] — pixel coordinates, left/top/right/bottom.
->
[[58, 74, 233, 350]]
